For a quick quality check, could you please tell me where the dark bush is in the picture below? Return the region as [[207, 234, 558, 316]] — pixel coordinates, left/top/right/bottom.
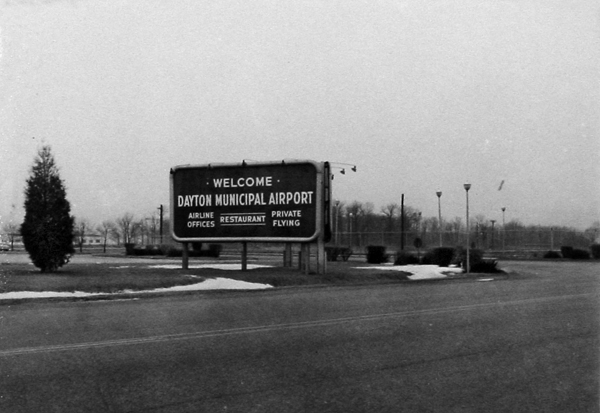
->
[[543, 250, 562, 259], [325, 245, 345, 261], [131, 245, 163, 256], [452, 247, 484, 269], [132, 247, 147, 256], [340, 247, 353, 261], [591, 244, 600, 259], [165, 243, 223, 258], [165, 246, 183, 257], [366, 245, 388, 264], [158, 244, 172, 255], [421, 247, 455, 267], [560, 246, 573, 259], [326, 247, 353, 262], [207, 244, 222, 257], [124, 243, 136, 255], [326, 246, 339, 261], [470, 259, 502, 273], [326, 246, 351, 262], [394, 251, 420, 265], [570, 248, 590, 260]]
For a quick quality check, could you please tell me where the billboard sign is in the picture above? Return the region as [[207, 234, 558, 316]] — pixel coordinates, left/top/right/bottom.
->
[[170, 160, 327, 242]]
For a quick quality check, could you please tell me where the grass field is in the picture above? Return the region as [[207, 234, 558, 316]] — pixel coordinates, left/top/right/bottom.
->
[[0, 258, 421, 295]]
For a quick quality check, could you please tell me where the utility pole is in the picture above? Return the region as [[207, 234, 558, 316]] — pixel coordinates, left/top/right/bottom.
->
[[436, 190, 443, 247], [400, 194, 405, 251], [158, 204, 164, 244], [464, 183, 471, 273], [502, 207, 506, 251]]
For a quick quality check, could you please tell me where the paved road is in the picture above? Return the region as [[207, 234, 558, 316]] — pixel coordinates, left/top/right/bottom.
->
[[0, 261, 598, 412]]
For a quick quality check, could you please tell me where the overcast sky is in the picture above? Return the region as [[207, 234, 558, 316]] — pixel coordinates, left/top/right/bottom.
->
[[1, 0, 598, 230]]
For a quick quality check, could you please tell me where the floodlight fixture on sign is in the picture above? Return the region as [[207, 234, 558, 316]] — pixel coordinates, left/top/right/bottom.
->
[[330, 162, 357, 172]]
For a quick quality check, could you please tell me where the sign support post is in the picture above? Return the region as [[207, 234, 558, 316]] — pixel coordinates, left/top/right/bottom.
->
[[284, 243, 293, 267], [182, 242, 189, 270], [318, 236, 326, 274], [242, 242, 248, 271]]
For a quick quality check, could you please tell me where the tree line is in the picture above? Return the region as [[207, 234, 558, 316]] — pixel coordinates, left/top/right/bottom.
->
[[331, 201, 599, 250], [71, 212, 168, 253]]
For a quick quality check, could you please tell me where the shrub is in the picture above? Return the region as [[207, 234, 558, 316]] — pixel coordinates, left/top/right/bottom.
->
[[325, 246, 348, 262], [421, 247, 455, 267], [339, 247, 353, 261], [158, 244, 172, 255], [124, 243, 136, 255], [326, 246, 353, 262], [326, 246, 340, 261], [560, 246, 573, 259], [470, 259, 502, 273], [591, 244, 600, 259], [543, 250, 561, 259], [164, 243, 223, 258], [394, 251, 420, 265], [165, 246, 183, 257], [570, 248, 590, 260], [452, 247, 484, 269], [366, 245, 388, 264], [207, 244, 222, 258], [131, 245, 163, 256]]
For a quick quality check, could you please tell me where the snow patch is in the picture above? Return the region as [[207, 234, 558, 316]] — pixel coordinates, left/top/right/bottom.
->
[[354, 264, 463, 280], [0, 277, 273, 300], [149, 264, 273, 270]]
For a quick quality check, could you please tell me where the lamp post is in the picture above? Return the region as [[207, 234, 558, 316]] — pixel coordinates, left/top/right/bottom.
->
[[158, 204, 164, 244], [335, 200, 340, 245], [348, 212, 353, 246], [464, 183, 471, 273], [145, 217, 155, 244], [436, 190, 443, 247], [501, 207, 506, 251], [490, 219, 496, 250]]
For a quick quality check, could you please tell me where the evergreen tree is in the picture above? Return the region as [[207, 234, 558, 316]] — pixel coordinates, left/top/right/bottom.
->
[[21, 146, 75, 272]]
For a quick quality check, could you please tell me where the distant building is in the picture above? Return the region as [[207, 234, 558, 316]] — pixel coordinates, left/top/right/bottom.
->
[[77, 233, 118, 246]]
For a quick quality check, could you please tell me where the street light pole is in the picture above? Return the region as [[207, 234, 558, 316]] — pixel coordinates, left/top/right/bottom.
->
[[501, 207, 506, 251], [348, 213, 353, 246], [335, 200, 340, 245], [490, 219, 496, 250], [464, 183, 471, 273], [158, 204, 164, 244], [400, 194, 405, 251], [436, 190, 443, 247]]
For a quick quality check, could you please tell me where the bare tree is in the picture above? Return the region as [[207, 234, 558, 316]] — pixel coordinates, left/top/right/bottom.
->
[[97, 220, 114, 253], [345, 202, 363, 246], [332, 200, 346, 244], [136, 218, 147, 245], [402, 206, 422, 232], [584, 221, 600, 243], [74, 218, 90, 253], [2, 222, 20, 250], [450, 217, 463, 244], [116, 213, 136, 244], [110, 226, 121, 246], [381, 203, 399, 233]]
